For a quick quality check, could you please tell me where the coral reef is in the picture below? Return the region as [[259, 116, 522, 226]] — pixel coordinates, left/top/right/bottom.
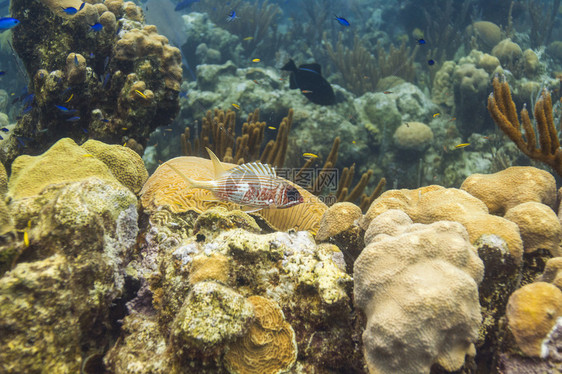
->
[[7, 0, 181, 165], [355, 209, 484, 374]]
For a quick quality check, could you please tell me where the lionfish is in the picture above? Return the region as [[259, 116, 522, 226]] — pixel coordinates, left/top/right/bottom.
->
[[166, 148, 304, 210]]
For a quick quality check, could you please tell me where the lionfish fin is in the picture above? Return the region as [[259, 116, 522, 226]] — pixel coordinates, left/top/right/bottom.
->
[[206, 147, 227, 178], [229, 162, 276, 177]]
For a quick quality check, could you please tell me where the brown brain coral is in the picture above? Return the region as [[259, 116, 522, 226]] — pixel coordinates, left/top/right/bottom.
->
[[140, 156, 327, 234], [224, 296, 297, 374]]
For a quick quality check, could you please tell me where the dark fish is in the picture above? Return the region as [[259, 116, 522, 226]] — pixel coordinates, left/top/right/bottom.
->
[[417, 38, 426, 45], [174, 0, 199, 11], [90, 23, 103, 31], [281, 59, 335, 105], [334, 15, 350, 26], [0, 17, 20, 30], [61, 6, 78, 15], [427, 59, 435, 66]]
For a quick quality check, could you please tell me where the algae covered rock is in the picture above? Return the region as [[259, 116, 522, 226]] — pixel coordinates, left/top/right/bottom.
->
[[107, 205, 360, 373], [1, 177, 138, 373]]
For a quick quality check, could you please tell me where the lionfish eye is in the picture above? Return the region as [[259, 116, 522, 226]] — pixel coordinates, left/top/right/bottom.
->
[[286, 187, 301, 202]]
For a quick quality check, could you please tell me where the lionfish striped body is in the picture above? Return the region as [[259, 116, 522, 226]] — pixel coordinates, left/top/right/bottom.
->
[[166, 148, 303, 209]]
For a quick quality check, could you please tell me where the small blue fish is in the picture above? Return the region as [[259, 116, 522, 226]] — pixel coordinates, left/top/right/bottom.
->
[[22, 106, 32, 114], [0, 17, 20, 30], [0, 128, 8, 132], [22, 94, 34, 106], [334, 15, 350, 26], [66, 116, 80, 122], [174, 0, 200, 11], [79, 2, 85, 11], [427, 59, 435, 66], [0, 135, 4, 140], [90, 23, 103, 31], [100, 118, 109, 123], [101, 72, 110, 89], [226, 10, 238, 22], [54, 105, 77, 114], [0, 71, 4, 76], [74, 54, 79, 66], [61, 6, 78, 15], [103, 56, 110, 71], [417, 38, 426, 45]]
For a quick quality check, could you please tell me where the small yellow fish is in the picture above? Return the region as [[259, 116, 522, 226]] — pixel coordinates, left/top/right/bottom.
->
[[83, 154, 94, 157], [164, 128, 173, 132], [252, 58, 261, 63], [352, 140, 356, 144], [243, 36, 254, 41], [24, 231, 29, 247], [455, 143, 470, 149], [232, 103, 240, 110], [303, 152, 318, 158], [433, 113, 440, 118], [268, 126, 276, 130], [65, 93, 73, 103], [122, 127, 128, 130], [134, 89, 147, 99]]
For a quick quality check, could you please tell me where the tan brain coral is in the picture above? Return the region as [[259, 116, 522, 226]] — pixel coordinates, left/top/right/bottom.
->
[[360, 185, 523, 263], [460, 166, 557, 215], [140, 157, 327, 234], [224, 295, 297, 374]]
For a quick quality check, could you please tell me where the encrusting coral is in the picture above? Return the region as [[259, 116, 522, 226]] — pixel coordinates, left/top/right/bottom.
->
[[355, 209, 484, 374], [487, 76, 562, 177]]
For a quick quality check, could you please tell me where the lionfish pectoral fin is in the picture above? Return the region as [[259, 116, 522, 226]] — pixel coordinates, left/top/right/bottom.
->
[[205, 147, 227, 178]]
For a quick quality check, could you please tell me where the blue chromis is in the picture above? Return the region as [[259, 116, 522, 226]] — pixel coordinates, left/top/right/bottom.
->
[[61, 6, 78, 15], [90, 23, 103, 31], [334, 15, 350, 26], [0, 17, 20, 30]]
